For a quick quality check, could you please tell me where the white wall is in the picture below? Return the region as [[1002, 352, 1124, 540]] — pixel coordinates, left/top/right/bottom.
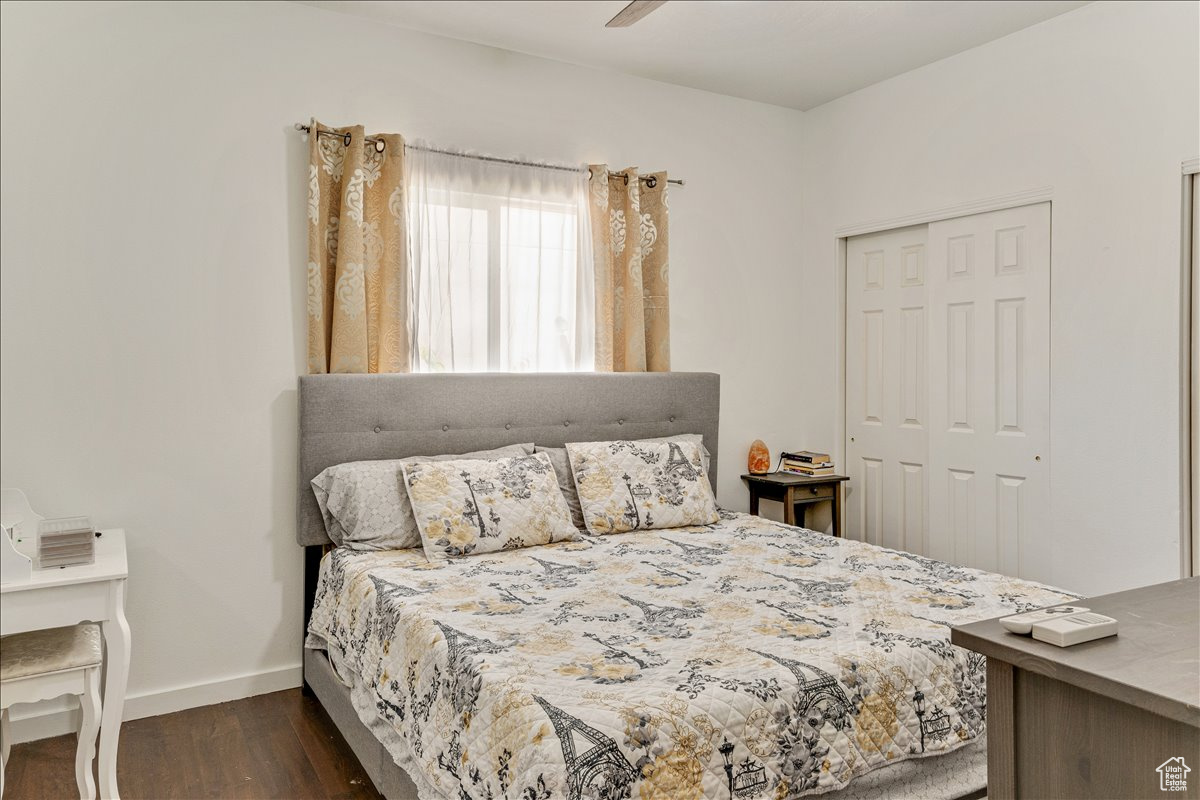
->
[[798, 0, 1199, 596], [0, 0, 808, 736]]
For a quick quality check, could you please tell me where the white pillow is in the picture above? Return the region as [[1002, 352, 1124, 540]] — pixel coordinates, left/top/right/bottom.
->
[[536, 434, 711, 531], [403, 453, 579, 560], [566, 439, 720, 534], [311, 443, 534, 551]]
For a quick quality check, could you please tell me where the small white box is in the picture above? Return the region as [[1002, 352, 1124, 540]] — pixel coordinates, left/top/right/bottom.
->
[[999, 605, 1090, 635], [37, 516, 96, 569], [1031, 612, 1118, 647]]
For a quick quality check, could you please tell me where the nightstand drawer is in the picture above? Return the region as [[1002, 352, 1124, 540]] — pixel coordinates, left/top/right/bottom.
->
[[798, 484, 835, 500]]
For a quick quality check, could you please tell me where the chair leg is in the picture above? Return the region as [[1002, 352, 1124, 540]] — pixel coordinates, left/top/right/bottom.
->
[[77, 669, 100, 800], [1, 706, 9, 764], [1, 706, 9, 799]]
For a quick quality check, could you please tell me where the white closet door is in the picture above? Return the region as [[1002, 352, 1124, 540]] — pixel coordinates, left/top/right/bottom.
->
[[845, 225, 930, 552], [927, 202, 1051, 581]]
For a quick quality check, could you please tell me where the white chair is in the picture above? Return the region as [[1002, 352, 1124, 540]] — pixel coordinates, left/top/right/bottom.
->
[[0, 624, 102, 800]]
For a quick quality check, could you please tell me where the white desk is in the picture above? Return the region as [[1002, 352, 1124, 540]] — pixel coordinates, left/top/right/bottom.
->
[[1, 528, 130, 800]]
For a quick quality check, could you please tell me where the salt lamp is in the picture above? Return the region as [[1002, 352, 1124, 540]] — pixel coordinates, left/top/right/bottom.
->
[[747, 440, 771, 474]]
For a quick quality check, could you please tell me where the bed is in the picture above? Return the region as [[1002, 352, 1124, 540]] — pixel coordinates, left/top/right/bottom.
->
[[297, 373, 1074, 800]]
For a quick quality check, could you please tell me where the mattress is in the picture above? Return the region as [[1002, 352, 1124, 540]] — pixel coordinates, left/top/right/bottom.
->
[[307, 510, 1074, 799]]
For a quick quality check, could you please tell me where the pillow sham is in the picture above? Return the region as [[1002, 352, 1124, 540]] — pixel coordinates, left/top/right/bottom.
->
[[536, 434, 711, 531], [310, 443, 534, 550], [566, 439, 719, 534], [402, 453, 579, 561]]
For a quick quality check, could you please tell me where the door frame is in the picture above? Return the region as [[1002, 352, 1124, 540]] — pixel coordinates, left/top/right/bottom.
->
[[833, 186, 1054, 540], [1183, 157, 1198, 578]]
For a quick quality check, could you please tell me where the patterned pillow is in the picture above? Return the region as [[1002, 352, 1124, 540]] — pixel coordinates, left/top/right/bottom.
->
[[537, 434, 712, 531], [566, 439, 720, 534], [403, 453, 580, 560], [311, 443, 533, 550]]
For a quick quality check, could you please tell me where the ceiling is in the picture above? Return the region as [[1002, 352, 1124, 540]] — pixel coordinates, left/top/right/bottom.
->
[[296, 0, 1089, 111]]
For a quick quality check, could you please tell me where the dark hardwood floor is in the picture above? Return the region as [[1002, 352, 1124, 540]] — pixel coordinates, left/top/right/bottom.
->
[[3, 689, 383, 800]]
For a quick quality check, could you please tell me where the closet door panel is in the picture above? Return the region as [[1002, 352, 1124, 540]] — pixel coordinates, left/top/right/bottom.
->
[[927, 202, 1051, 581], [846, 225, 929, 551]]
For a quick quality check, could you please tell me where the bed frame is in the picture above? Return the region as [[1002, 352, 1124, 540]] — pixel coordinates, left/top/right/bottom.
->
[[296, 372, 722, 799]]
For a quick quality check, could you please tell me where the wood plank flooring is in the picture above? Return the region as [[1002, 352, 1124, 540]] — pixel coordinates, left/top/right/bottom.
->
[[3, 689, 383, 799]]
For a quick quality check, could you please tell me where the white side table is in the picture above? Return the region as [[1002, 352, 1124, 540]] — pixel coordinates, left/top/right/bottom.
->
[[1, 529, 130, 800]]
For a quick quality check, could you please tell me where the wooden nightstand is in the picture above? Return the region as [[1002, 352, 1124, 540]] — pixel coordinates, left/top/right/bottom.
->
[[741, 472, 849, 536]]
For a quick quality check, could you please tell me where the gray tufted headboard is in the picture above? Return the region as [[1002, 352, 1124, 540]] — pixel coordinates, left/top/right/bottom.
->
[[296, 372, 720, 547]]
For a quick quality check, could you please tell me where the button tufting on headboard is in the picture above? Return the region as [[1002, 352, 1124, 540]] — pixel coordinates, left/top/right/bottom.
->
[[373, 426, 381, 433]]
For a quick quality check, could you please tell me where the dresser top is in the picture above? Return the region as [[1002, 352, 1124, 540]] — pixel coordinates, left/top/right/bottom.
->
[[951, 577, 1199, 727], [1, 528, 127, 593]]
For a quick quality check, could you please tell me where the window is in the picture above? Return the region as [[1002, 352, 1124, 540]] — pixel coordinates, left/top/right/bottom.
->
[[407, 148, 594, 372]]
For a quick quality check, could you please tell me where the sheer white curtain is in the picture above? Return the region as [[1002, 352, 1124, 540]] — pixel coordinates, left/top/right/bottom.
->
[[406, 146, 594, 372]]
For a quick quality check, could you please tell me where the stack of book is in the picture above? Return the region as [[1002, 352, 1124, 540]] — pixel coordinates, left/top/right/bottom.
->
[[780, 450, 834, 477]]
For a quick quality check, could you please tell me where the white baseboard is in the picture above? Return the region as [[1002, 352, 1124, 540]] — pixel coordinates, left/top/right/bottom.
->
[[8, 662, 303, 744]]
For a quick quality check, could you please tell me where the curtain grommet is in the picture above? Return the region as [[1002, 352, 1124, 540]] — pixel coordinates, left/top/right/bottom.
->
[[342, 132, 352, 147], [375, 139, 386, 153]]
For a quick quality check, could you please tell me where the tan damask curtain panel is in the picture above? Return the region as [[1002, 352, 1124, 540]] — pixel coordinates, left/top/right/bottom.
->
[[307, 120, 409, 373], [587, 166, 670, 372]]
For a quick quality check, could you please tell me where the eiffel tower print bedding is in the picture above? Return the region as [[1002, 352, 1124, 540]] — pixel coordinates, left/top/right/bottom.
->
[[306, 510, 1074, 800]]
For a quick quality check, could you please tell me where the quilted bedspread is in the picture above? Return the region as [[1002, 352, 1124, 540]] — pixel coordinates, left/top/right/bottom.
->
[[307, 511, 1074, 800]]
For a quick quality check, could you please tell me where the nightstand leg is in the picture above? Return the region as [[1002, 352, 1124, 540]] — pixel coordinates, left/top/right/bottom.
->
[[832, 485, 843, 537], [783, 490, 796, 526], [749, 490, 760, 516]]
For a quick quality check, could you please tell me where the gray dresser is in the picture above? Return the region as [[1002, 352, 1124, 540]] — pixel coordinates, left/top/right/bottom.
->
[[951, 577, 1199, 800]]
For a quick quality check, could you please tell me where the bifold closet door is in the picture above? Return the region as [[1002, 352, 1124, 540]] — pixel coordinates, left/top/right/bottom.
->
[[845, 224, 930, 552], [927, 202, 1051, 582]]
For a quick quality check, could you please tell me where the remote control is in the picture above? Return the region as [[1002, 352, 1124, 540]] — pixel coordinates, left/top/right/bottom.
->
[[1032, 612, 1118, 647], [1000, 605, 1090, 635]]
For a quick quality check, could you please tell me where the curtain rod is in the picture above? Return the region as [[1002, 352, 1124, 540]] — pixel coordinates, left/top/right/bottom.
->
[[293, 123, 685, 187]]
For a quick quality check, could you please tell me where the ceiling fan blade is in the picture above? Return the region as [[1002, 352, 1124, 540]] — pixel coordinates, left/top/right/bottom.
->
[[605, 0, 668, 28]]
